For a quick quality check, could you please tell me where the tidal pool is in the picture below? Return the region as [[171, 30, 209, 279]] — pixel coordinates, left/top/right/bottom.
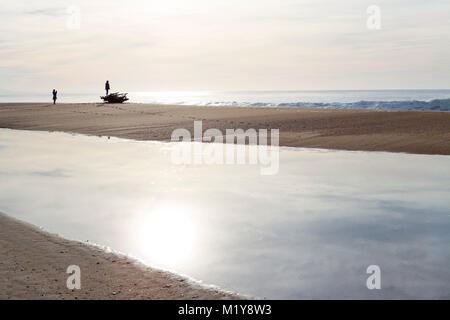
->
[[0, 128, 449, 299]]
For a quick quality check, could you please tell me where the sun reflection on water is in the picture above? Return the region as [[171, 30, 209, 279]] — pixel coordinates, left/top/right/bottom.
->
[[137, 205, 196, 266]]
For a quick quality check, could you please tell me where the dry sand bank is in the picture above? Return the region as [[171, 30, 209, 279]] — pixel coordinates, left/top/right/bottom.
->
[[0, 212, 241, 300], [1, 103, 450, 155]]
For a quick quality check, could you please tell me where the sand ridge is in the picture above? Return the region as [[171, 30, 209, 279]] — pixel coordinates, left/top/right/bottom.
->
[[1, 103, 450, 155], [0, 213, 242, 300]]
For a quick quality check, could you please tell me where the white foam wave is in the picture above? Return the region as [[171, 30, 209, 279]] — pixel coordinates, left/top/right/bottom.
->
[[156, 98, 450, 111]]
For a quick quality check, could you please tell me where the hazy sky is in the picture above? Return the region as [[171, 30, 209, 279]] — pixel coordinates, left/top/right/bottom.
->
[[1, 0, 450, 93]]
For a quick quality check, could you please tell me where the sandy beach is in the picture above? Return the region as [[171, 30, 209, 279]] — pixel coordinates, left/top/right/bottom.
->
[[3, 0, 450, 307], [1, 103, 450, 300], [0, 212, 240, 300], [1, 103, 450, 155]]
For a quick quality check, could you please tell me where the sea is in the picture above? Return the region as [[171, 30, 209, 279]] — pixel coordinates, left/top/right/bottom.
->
[[1, 89, 450, 111]]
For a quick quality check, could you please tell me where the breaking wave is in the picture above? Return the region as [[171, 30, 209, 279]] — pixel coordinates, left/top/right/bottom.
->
[[177, 98, 450, 111]]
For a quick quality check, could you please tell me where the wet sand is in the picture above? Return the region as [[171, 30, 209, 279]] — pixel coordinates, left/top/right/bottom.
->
[[1, 103, 450, 155], [1, 102, 450, 299], [0, 212, 241, 300]]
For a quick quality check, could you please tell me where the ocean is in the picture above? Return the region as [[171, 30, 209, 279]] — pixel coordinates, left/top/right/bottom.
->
[[1, 89, 450, 111]]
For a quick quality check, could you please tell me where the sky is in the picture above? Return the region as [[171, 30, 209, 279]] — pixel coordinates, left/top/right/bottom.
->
[[1, 0, 450, 93]]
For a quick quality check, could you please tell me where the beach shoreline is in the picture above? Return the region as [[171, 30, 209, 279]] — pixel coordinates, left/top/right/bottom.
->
[[1, 102, 450, 155], [0, 212, 242, 300], [1, 104, 450, 300]]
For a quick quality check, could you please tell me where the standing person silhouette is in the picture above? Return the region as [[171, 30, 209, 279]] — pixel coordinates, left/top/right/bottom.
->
[[52, 89, 57, 104], [105, 80, 110, 95]]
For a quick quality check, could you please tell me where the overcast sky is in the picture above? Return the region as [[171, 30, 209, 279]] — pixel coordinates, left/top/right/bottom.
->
[[1, 0, 450, 93]]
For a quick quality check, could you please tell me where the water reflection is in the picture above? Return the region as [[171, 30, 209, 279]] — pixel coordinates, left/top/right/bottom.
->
[[135, 205, 196, 266], [0, 129, 449, 299]]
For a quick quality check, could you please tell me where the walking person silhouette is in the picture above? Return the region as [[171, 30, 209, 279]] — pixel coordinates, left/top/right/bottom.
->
[[52, 89, 57, 104], [105, 80, 110, 95]]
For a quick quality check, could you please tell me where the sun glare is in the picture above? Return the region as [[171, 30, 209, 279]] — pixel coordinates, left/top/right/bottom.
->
[[137, 206, 196, 266]]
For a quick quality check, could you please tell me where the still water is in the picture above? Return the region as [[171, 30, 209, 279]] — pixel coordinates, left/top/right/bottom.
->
[[0, 129, 449, 299]]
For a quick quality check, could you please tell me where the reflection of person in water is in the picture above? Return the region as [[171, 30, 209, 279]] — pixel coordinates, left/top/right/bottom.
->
[[52, 89, 57, 104], [105, 80, 110, 95]]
